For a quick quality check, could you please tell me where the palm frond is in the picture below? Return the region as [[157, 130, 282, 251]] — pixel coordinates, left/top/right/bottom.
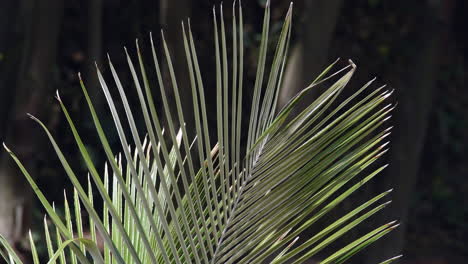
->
[[1, 1, 397, 263]]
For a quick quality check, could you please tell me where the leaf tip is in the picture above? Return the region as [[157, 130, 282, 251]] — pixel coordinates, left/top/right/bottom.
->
[[392, 255, 404, 260], [379, 141, 390, 150], [2, 142, 11, 153], [55, 90, 62, 102], [160, 29, 166, 42], [375, 149, 388, 159], [26, 113, 37, 121], [384, 89, 395, 99], [149, 31, 154, 44], [287, 236, 299, 249], [135, 39, 141, 52]]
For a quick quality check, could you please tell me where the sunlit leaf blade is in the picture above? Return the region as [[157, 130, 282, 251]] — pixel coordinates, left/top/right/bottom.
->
[[319, 221, 399, 264], [29, 231, 39, 264], [377, 254, 404, 264], [2, 145, 91, 264], [0, 234, 23, 264], [0, 1, 400, 263]]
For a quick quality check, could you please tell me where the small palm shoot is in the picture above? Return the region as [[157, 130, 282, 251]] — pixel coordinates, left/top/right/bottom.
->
[[1, 1, 401, 263]]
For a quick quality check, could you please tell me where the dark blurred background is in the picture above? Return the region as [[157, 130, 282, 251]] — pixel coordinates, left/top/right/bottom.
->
[[0, 0, 466, 263]]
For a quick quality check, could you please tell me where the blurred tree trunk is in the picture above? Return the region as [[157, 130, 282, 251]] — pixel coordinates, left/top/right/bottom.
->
[[365, 1, 454, 263], [85, 0, 103, 105], [279, 0, 343, 109], [159, 0, 193, 135], [0, 0, 26, 141], [0, 0, 63, 245]]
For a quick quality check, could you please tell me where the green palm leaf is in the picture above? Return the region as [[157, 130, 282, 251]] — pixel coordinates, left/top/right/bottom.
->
[[1, 1, 399, 263]]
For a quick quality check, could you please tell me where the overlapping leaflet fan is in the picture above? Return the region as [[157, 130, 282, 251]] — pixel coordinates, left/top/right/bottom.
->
[[0, 1, 401, 264]]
